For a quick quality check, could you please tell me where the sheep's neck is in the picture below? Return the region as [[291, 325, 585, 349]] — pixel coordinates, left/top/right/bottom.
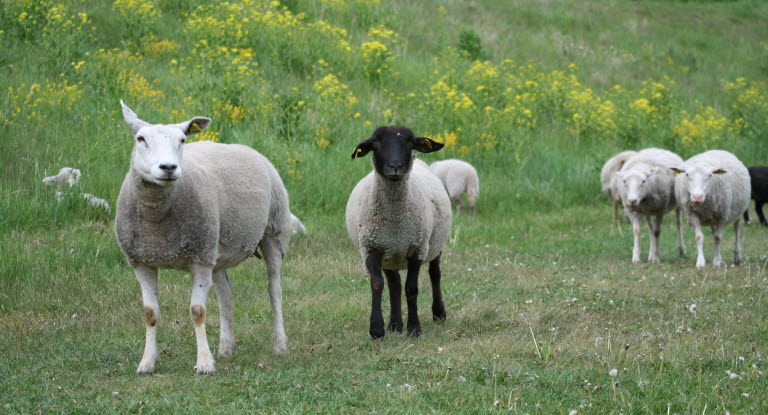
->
[[132, 171, 175, 222], [374, 172, 410, 204]]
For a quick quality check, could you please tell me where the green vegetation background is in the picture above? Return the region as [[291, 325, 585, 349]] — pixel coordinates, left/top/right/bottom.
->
[[1, 0, 767, 413]]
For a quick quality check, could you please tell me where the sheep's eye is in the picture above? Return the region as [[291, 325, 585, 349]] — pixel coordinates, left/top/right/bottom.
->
[[137, 136, 146, 144], [180, 138, 186, 144]]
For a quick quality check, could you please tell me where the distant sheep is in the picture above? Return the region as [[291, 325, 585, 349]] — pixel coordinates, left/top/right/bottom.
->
[[346, 126, 452, 339], [743, 166, 768, 226], [673, 150, 750, 268], [615, 148, 685, 263], [115, 101, 291, 374], [600, 151, 637, 222], [42, 167, 110, 212], [429, 159, 480, 215]]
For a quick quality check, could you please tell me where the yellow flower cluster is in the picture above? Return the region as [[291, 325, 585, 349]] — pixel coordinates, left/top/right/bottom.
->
[[4, 81, 83, 125], [113, 0, 158, 24], [187, 130, 220, 143], [143, 36, 180, 59], [673, 105, 730, 148]]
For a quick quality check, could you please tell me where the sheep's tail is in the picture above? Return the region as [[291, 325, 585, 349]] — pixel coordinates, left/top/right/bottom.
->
[[466, 169, 480, 208]]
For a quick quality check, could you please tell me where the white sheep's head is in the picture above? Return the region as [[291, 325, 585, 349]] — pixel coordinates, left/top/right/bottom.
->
[[351, 126, 443, 181], [671, 165, 726, 205], [616, 167, 657, 208], [43, 167, 81, 189], [120, 100, 211, 187]]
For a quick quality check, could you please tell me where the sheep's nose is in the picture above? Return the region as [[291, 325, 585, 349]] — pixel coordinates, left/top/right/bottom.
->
[[159, 163, 178, 173], [628, 198, 638, 207], [388, 161, 404, 172], [691, 194, 704, 204]]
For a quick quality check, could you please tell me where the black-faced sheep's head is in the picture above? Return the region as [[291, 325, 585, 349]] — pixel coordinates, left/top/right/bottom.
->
[[120, 100, 211, 187], [351, 126, 443, 181]]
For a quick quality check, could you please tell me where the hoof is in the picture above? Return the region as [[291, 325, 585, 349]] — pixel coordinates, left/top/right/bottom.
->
[[370, 328, 385, 340], [136, 358, 156, 375], [387, 321, 403, 333], [407, 326, 422, 338], [194, 362, 216, 375], [218, 341, 236, 358], [432, 308, 446, 322]]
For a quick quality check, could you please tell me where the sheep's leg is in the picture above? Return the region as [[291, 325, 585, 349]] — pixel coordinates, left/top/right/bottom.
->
[[629, 211, 642, 263], [212, 269, 235, 357], [689, 213, 706, 268], [135, 265, 159, 375], [405, 257, 422, 337], [743, 208, 751, 225], [452, 194, 465, 213], [645, 214, 662, 263], [734, 219, 743, 266], [676, 207, 686, 258], [365, 251, 386, 340], [260, 236, 288, 355], [190, 264, 215, 374], [613, 197, 621, 223], [429, 253, 446, 322], [756, 202, 767, 226], [383, 269, 403, 333], [711, 224, 724, 267]]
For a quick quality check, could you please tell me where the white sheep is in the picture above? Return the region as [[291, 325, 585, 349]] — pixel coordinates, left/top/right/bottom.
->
[[672, 150, 750, 268], [429, 159, 480, 215], [615, 148, 685, 263], [42, 167, 111, 212], [345, 126, 452, 339], [115, 101, 291, 374], [600, 150, 637, 222]]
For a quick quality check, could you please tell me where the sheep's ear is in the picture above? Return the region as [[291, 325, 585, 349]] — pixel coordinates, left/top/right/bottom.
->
[[351, 138, 375, 160], [120, 100, 150, 135], [412, 137, 444, 153], [670, 167, 685, 174], [713, 168, 727, 175], [172, 117, 212, 136]]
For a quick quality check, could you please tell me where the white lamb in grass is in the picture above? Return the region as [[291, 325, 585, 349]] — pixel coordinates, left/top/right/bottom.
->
[[429, 159, 480, 215], [600, 150, 637, 222], [672, 150, 750, 268], [346, 126, 452, 339], [42, 167, 111, 212], [615, 148, 686, 263], [114, 101, 291, 374]]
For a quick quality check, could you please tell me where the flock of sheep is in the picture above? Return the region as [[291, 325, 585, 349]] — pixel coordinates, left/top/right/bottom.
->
[[111, 100, 764, 375], [601, 148, 766, 268]]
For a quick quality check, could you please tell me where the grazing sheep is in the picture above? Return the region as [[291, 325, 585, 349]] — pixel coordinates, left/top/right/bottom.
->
[[672, 150, 750, 268], [346, 126, 452, 339], [600, 151, 637, 222], [615, 148, 685, 263], [115, 101, 291, 374], [290, 213, 307, 234], [743, 166, 768, 226], [429, 159, 480, 215]]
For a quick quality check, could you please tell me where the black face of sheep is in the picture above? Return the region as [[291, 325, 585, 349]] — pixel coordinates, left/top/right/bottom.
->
[[744, 166, 768, 226], [351, 126, 443, 181]]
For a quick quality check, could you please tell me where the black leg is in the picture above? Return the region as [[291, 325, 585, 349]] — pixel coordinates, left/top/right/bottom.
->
[[405, 257, 422, 337], [429, 253, 446, 322], [757, 202, 767, 226], [383, 269, 403, 333], [365, 251, 385, 340], [744, 209, 750, 224]]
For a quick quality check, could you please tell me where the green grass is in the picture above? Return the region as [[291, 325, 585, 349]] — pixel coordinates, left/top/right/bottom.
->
[[2, 0, 768, 412]]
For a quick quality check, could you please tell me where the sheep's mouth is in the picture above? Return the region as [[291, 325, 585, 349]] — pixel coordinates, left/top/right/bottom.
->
[[383, 173, 406, 181]]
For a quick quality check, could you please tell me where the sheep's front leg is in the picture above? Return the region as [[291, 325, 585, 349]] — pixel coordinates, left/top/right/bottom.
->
[[734, 219, 743, 266], [452, 195, 465, 213], [628, 211, 642, 263], [212, 270, 235, 357], [260, 236, 288, 355], [711, 224, 724, 267], [135, 265, 159, 374], [429, 253, 446, 322], [190, 264, 215, 374], [676, 207, 686, 258], [645, 214, 662, 263], [405, 257, 422, 337], [383, 269, 404, 333], [689, 213, 706, 268], [365, 251, 385, 340], [756, 202, 767, 226]]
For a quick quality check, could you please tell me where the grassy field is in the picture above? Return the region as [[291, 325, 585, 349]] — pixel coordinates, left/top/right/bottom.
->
[[2, 0, 768, 413]]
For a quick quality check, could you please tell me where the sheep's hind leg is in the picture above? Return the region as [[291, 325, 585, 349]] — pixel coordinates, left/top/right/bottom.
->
[[190, 264, 215, 374], [135, 265, 159, 374], [733, 219, 742, 266], [212, 269, 235, 357], [676, 207, 686, 258], [756, 202, 767, 226], [365, 251, 386, 340], [429, 253, 446, 322], [383, 269, 403, 333], [405, 257, 422, 337], [260, 236, 288, 354]]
